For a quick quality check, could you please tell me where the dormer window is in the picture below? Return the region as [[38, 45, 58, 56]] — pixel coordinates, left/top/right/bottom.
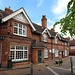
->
[[43, 34, 47, 42], [14, 22, 27, 37], [55, 37, 58, 44]]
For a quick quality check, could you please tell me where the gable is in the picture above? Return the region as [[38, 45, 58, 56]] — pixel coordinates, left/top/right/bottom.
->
[[13, 12, 29, 24], [2, 8, 36, 31], [42, 28, 51, 37]]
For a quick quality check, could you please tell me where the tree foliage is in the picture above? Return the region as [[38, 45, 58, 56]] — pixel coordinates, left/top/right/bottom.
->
[[53, 0, 75, 37]]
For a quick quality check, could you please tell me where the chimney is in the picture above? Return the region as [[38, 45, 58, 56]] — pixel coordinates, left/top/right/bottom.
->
[[41, 15, 47, 28], [67, 36, 70, 40], [5, 6, 13, 14], [51, 28, 55, 32]]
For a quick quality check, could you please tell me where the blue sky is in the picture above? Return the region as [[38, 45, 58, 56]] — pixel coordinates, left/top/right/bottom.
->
[[0, 0, 71, 37]]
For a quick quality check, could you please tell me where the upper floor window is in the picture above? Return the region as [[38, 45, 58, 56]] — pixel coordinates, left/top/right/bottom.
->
[[55, 37, 58, 44], [14, 22, 27, 37], [43, 34, 47, 42]]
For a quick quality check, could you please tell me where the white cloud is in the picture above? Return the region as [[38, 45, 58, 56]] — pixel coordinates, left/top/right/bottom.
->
[[57, 14, 66, 19], [52, 0, 71, 15], [48, 19, 54, 24], [37, 0, 44, 7]]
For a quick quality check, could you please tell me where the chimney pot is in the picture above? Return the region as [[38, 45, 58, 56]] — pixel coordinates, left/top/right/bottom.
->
[[5, 7, 13, 14]]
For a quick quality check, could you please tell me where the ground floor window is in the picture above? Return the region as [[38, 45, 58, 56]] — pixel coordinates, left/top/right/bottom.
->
[[10, 45, 28, 61], [55, 49, 59, 57], [44, 48, 48, 58], [65, 50, 67, 56]]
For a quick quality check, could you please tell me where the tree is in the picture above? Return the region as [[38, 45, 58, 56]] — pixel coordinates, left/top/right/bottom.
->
[[53, 0, 75, 37]]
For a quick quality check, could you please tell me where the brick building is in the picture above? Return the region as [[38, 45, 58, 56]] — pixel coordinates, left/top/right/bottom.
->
[[0, 7, 69, 67], [69, 39, 75, 56]]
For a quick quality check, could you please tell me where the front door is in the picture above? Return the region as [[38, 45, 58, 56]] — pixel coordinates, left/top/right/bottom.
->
[[38, 50, 42, 64]]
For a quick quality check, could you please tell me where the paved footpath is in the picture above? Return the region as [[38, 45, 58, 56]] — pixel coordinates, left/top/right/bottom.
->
[[0, 56, 75, 75]]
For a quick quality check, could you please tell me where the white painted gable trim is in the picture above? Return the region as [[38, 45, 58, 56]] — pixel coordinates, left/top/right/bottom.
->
[[2, 8, 36, 31], [42, 28, 51, 37], [55, 33, 61, 40]]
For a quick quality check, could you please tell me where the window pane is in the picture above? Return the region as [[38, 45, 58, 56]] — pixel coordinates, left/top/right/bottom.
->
[[24, 47, 28, 50], [23, 25, 26, 29], [10, 45, 15, 49], [19, 29, 22, 34], [24, 51, 28, 58], [16, 46, 23, 50], [10, 51, 14, 60], [14, 22, 18, 27], [23, 30, 26, 35], [44, 48, 48, 58], [55, 50, 59, 57], [14, 27, 18, 34], [16, 51, 23, 59], [19, 24, 22, 28]]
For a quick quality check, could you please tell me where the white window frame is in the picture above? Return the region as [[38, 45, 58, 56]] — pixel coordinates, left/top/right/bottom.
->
[[44, 48, 48, 58], [55, 49, 59, 57], [65, 50, 67, 56], [43, 34, 47, 42], [10, 45, 28, 61], [14, 22, 27, 37]]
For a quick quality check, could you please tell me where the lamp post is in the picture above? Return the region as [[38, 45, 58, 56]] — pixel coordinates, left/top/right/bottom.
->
[[0, 36, 5, 68]]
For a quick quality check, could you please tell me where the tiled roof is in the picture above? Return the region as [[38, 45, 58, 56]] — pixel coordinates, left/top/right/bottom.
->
[[0, 9, 9, 18], [70, 40, 75, 46], [32, 23, 45, 34], [48, 29, 57, 37], [0, 9, 68, 42], [59, 35, 69, 42], [32, 40, 46, 48]]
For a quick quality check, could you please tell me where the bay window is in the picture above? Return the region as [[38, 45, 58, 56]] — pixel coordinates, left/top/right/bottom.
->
[[10, 45, 28, 61], [14, 22, 27, 37]]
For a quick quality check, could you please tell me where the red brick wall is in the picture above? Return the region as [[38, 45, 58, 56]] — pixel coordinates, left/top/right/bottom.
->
[[32, 48, 44, 64]]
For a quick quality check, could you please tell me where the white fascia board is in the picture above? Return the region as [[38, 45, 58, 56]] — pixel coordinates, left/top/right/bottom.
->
[[2, 8, 36, 31], [46, 29, 51, 37], [55, 33, 61, 40], [42, 28, 51, 37], [42, 28, 47, 34]]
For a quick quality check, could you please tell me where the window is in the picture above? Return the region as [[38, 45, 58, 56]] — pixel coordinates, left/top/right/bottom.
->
[[65, 42, 67, 45], [43, 34, 47, 42], [14, 22, 27, 37], [10, 45, 28, 61], [65, 50, 67, 56], [71, 46, 75, 49], [44, 48, 48, 58], [55, 49, 59, 57], [55, 37, 58, 44]]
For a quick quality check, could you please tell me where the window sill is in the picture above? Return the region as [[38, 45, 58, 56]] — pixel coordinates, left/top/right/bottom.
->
[[14, 33, 27, 37], [12, 60, 28, 63], [44, 57, 49, 59]]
